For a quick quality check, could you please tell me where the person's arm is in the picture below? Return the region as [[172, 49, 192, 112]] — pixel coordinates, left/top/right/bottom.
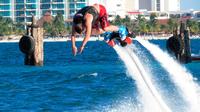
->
[[79, 14, 93, 53], [71, 26, 77, 56]]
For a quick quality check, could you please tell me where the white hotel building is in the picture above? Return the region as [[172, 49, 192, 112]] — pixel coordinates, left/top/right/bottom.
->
[[87, 0, 181, 19]]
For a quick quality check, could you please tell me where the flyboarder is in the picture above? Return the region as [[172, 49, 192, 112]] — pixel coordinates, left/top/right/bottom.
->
[[71, 4, 132, 56]]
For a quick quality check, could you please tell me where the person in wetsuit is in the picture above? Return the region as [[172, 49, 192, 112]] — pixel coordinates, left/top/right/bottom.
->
[[71, 4, 131, 56]]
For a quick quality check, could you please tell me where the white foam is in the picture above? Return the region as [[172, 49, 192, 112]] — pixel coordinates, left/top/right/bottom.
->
[[103, 98, 141, 112], [137, 38, 200, 112], [78, 72, 98, 78], [113, 45, 171, 112]]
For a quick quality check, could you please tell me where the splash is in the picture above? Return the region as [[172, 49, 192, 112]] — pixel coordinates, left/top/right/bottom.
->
[[113, 45, 171, 112], [137, 37, 200, 112]]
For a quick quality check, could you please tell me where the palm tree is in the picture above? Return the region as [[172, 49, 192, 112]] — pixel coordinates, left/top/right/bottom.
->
[[186, 19, 192, 30], [13, 22, 25, 35], [66, 24, 72, 34], [4, 18, 14, 35], [160, 24, 167, 33], [167, 18, 178, 33], [136, 15, 148, 35], [43, 21, 53, 36], [122, 15, 131, 26], [0, 16, 15, 35], [112, 15, 122, 26], [149, 13, 160, 33], [186, 19, 200, 34], [0, 16, 6, 35], [189, 20, 199, 35], [53, 13, 65, 36]]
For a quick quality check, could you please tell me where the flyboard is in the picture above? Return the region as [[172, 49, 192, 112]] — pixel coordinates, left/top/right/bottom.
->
[[102, 26, 133, 47]]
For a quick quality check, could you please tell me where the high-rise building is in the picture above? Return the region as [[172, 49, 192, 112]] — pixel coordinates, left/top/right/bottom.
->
[[152, 0, 165, 11], [124, 0, 139, 12], [164, 0, 180, 12], [0, 0, 13, 18], [15, 0, 38, 23], [139, 0, 180, 12], [68, 0, 87, 18], [87, 0, 139, 18], [139, 0, 152, 11], [0, 0, 87, 23], [0, 0, 182, 23]]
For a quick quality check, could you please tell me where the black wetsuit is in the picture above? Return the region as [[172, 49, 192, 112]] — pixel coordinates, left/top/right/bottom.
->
[[73, 6, 99, 25]]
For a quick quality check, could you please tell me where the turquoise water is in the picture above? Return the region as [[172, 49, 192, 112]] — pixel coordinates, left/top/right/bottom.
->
[[0, 39, 199, 111]]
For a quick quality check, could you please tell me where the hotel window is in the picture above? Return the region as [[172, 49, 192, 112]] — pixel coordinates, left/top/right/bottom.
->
[[41, 4, 51, 9], [41, 0, 51, 3], [52, 4, 64, 9], [0, 11, 10, 16], [0, 0, 10, 3], [76, 0, 85, 2], [76, 3, 85, 8], [26, 4, 36, 9], [52, 0, 63, 2], [0, 5, 10, 10], [26, 17, 32, 22], [69, 4, 75, 8], [16, 0, 25, 3], [26, 0, 36, 3], [15, 11, 25, 16], [16, 5, 25, 10], [156, 0, 160, 11], [16, 17, 25, 22], [68, 0, 85, 2]]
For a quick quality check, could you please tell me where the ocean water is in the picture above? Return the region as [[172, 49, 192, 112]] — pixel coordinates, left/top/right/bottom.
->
[[0, 39, 199, 111]]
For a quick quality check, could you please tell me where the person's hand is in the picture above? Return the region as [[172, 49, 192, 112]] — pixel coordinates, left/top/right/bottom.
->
[[79, 46, 85, 54], [72, 46, 77, 56]]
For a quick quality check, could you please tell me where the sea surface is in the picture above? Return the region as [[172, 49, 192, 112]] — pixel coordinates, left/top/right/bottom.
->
[[0, 39, 199, 111]]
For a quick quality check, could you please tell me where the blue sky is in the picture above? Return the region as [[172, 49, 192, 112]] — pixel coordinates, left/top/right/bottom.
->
[[181, 0, 200, 10]]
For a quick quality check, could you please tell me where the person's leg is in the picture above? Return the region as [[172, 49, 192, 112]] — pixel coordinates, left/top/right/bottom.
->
[[99, 14, 130, 41], [91, 28, 104, 35], [98, 5, 132, 46], [103, 25, 119, 32], [102, 31, 116, 47], [98, 5, 116, 32]]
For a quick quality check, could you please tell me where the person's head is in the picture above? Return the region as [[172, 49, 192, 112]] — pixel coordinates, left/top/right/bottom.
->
[[74, 23, 83, 34], [73, 13, 84, 34]]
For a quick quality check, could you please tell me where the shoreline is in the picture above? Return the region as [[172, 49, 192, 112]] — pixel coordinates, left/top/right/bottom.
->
[[0, 36, 200, 43]]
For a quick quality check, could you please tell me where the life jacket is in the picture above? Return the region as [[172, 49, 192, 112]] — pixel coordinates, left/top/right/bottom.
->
[[73, 6, 99, 26]]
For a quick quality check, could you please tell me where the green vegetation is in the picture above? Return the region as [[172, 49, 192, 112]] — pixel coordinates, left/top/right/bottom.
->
[[0, 16, 24, 36], [0, 13, 72, 37], [44, 13, 71, 37], [110, 14, 200, 36], [186, 19, 199, 35], [0, 13, 199, 37]]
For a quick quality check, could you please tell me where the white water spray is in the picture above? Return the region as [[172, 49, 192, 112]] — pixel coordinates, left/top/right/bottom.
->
[[113, 45, 171, 112], [136, 38, 200, 112]]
